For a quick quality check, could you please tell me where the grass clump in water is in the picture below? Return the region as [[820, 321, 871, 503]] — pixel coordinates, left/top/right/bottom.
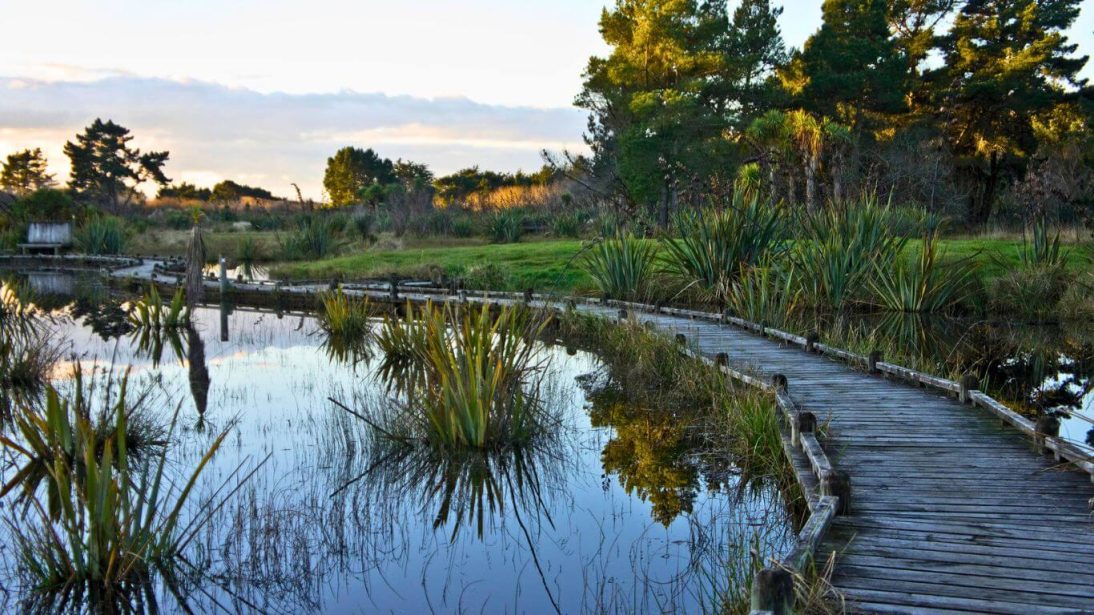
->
[[127, 285, 189, 329], [374, 301, 552, 449], [0, 368, 255, 609], [317, 288, 373, 339]]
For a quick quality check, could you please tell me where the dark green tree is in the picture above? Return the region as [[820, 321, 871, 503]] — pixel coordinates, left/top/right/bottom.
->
[[722, 0, 788, 125], [576, 0, 735, 224], [932, 0, 1089, 224], [211, 180, 274, 202], [322, 147, 396, 207], [158, 182, 212, 201], [63, 119, 169, 209], [794, 0, 910, 127], [1, 148, 54, 195]]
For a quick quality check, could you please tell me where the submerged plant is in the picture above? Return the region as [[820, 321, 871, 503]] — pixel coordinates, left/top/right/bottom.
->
[[870, 233, 978, 313], [127, 285, 189, 329], [0, 283, 61, 402], [374, 301, 552, 448], [660, 195, 786, 297], [581, 232, 658, 301]]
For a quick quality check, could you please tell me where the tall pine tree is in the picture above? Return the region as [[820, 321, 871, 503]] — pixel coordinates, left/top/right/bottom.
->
[[932, 0, 1088, 224]]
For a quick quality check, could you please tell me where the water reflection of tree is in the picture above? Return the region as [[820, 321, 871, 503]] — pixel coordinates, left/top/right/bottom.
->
[[589, 388, 703, 526], [186, 325, 210, 419]]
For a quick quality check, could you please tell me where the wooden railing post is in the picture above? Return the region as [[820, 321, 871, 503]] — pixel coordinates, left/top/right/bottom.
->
[[959, 374, 978, 404], [1034, 414, 1060, 456], [675, 333, 686, 346], [805, 331, 819, 353], [822, 469, 852, 515], [618, 308, 628, 321], [715, 352, 728, 367], [794, 411, 816, 448], [523, 287, 534, 304], [771, 373, 788, 391], [389, 273, 399, 301], [868, 350, 882, 374], [750, 567, 794, 615]]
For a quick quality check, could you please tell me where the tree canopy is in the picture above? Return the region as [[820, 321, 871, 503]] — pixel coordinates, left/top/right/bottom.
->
[[63, 119, 170, 209], [1, 148, 54, 195], [322, 147, 397, 207]]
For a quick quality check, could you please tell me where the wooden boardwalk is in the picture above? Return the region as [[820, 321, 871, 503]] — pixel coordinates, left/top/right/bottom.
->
[[590, 308, 1094, 615]]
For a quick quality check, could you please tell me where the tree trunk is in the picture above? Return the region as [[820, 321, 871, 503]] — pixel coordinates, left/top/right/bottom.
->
[[966, 152, 1001, 227], [832, 151, 844, 204], [805, 152, 818, 212]]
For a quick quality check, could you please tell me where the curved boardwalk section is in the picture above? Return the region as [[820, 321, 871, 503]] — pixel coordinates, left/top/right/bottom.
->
[[600, 308, 1094, 615]]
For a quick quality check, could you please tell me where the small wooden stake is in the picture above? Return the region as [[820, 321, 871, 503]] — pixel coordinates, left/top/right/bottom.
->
[[771, 373, 788, 391], [822, 469, 852, 515], [388, 273, 399, 301], [675, 333, 686, 346], [715, 352, 728, 367], [750, 567, 794, 615], [805, 331, 819, 352]]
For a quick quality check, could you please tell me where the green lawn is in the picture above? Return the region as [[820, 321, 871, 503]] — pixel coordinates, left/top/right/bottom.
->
[[268, 236, 1093, 294], [271, 239, 597, 292]]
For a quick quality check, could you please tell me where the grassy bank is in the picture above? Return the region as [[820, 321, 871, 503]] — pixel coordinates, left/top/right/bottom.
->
[[268, 237, 1092, 293]]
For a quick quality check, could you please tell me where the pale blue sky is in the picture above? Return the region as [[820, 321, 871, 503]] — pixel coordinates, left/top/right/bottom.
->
[[0, 0, 1090, 198]]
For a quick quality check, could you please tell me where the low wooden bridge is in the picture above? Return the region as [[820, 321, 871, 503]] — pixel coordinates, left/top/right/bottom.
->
[[11, 256, 1094, 614]]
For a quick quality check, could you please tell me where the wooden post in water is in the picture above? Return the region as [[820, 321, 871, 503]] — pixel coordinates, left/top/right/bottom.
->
[[218, 256, 228, 294], [771, 373, 788, 391], [868, 350, 882, 374], [760, 320, 769, 337], [959, 374, 978, 404], [822, 469, 852, 515], [524, 288, 534, 304], [750, 567, 794, 615]]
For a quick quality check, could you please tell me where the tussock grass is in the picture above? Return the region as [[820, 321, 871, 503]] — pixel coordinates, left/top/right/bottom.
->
[[317, 288, 372, 339], [75, 216, 128, 255], [870, 233, 978, 313], [0, 368, 260, 607]]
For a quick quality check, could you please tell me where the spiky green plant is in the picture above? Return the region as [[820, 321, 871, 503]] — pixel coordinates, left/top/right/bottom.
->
[[870, 233, 978, 313], [725, 262, 803, 326], [235, 236, 263, 280], [580, 232, 658, 301], [278, 216, 339, 260], [1018, 218, 1069, 269], [793, 199, 907, 310], [375, 302, 551, 448], [127, 286, 189, 329], [487, 210, 524, 243], [0, 370, 249, 601], [74, 217, 127, 255], [317, 288, 372, 340], [660, 195, 786, 298]]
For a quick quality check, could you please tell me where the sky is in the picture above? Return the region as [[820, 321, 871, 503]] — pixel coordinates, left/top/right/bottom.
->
[[0, 0, 1091, 200]]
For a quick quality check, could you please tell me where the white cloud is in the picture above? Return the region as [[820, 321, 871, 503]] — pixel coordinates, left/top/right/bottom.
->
[[0, 76, 588, 200]]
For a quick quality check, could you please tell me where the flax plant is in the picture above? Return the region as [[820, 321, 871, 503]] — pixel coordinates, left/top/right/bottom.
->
[[581, 232, 658, 301], [127, 285, 189, 329], [660, 195, 786, 298], [317, 288, 373, 339], [870, 233, 978, 313], [375, 302, 551, 448]]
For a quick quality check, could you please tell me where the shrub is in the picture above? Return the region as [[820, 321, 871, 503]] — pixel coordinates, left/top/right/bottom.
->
[[725, 262, 803, 326], [581, 233, 658, 301], [550, 212, 583, 238], [351, 213, 377, 244], [986, 265, 1072, 322], [75, 216, 128, 255], [278, 216, 339, 260]]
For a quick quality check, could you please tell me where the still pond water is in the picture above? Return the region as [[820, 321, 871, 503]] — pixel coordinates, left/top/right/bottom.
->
[[0, 276, 793, 614]]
